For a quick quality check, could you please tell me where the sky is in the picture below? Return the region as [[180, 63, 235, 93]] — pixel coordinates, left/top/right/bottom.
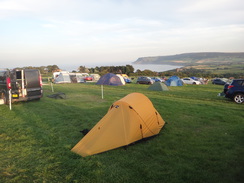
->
[[0, 0, 244, 70]]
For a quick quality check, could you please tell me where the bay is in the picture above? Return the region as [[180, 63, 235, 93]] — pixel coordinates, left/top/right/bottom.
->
[[62, 62, 181, 72], [131, 64, 182, 72]]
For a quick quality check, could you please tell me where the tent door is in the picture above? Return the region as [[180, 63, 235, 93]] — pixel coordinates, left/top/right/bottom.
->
[[140, 124, 143, 138]]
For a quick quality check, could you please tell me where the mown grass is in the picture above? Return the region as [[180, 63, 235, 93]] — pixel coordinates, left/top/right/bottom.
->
[[0, 82, 243, 183]]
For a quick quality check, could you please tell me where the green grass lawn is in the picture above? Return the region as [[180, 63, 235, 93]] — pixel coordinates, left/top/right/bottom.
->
[[0, 83, 243, 183]]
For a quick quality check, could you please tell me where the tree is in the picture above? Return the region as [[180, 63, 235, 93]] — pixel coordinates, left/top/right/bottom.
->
[[78, 66, 89, 73], [125, 65, 134, 75], [89, 68, 95, 73], [47, 65, 60, 73]]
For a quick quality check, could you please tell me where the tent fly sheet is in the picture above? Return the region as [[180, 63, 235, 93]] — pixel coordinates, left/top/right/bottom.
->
[[53, 72, 71, 84], [71, 92, 165, 157]]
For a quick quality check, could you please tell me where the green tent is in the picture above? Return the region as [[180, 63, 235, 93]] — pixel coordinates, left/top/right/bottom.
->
[[148, 82, 169, 91]]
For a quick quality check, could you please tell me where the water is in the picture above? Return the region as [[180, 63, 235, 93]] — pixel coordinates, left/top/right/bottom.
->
[[131, 64, 181, 72], [62, 63, 181, 72]]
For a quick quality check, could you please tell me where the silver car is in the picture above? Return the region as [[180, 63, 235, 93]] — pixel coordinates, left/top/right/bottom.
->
[[181, 78, 201, 85]]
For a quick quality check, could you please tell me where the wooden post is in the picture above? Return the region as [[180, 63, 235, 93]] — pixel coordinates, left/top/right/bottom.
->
[[101, 85, 104, 99], [51, 81, 54, 92]]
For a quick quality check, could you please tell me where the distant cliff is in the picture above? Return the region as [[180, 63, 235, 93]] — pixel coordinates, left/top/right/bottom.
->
[[133, 52, 244, 66]]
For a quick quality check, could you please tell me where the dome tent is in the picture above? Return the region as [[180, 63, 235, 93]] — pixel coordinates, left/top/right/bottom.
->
[[96, 73, 124, 86], [148, 82, 169, 91], [71, 93, 165, 157], [96, 73, 124, 99], [165, 76, 183, 86]]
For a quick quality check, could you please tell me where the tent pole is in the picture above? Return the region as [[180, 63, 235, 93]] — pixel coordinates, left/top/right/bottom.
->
[[9, 89, 12, 110]]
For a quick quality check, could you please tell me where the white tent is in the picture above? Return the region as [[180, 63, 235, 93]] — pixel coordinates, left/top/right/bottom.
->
[[69, 73, 86, 83], [90, 74, 100, 81], [53, 71, 71, 84], [75, 73, 86, 83], [116, 74, 126, 85]]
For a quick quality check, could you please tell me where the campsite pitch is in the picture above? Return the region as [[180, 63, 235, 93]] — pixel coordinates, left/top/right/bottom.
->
[[0, 83, 243, 183]]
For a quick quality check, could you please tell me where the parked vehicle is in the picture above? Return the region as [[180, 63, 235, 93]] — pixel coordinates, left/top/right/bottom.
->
[[90, 74, 100, 81], [116, 74, 131, 83], [151, 77, 163, 82], [212, 78, 228, 85], [0, 69, 43, 104], [223, 83, 229, 94], [181, 78, 201, 85], [84, 76, 93, 81], [161, 77, 167, 82], [136, 77, 154, 84], [224, 79, 244, 104], [123, 77, 132, 83]]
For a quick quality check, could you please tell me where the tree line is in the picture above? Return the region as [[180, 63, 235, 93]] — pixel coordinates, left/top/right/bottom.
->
[[14, 65, 60, 75], [14, 64, 243, 79], [76, 65, 243, 78], [160, 68, 244, 79], [77, 65, 135, 76]]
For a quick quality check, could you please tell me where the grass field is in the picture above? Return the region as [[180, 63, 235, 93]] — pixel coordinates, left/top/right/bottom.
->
[[183, 63, 244, 75], [0, 82, 243, 183]]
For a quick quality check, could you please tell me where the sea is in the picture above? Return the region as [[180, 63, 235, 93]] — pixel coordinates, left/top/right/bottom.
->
[[131, 64, 181, 72], [62, 63, 181, 72]]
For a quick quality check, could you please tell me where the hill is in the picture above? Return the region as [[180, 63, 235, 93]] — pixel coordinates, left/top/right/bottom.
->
[[133, 52, 244, 66]]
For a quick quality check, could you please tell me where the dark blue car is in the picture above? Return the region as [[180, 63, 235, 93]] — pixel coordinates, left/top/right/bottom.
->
[[224, 79, 244, 104], [151, 77, 162, 82], [212, 78, 228, 85]]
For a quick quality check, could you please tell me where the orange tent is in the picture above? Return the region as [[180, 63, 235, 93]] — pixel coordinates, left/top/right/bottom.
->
[[71, 92, 165, 157]]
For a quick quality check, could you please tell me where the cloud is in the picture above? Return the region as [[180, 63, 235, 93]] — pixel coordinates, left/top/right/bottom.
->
[[179, 0, 244, 25], [0, 0, 29, 11], [0, 0, 243, 69], [41, 24, 57, 28]]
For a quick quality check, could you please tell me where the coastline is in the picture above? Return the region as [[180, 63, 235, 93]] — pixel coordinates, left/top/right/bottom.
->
[[131, 63, 182, 72], [60, 62, 182, 72]]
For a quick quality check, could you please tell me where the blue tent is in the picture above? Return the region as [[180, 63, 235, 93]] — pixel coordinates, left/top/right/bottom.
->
[[96, 73, 124, 99], [96, 73, 124, 86], [165, 76, 183, 86], [190, 76, 198, 80]]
